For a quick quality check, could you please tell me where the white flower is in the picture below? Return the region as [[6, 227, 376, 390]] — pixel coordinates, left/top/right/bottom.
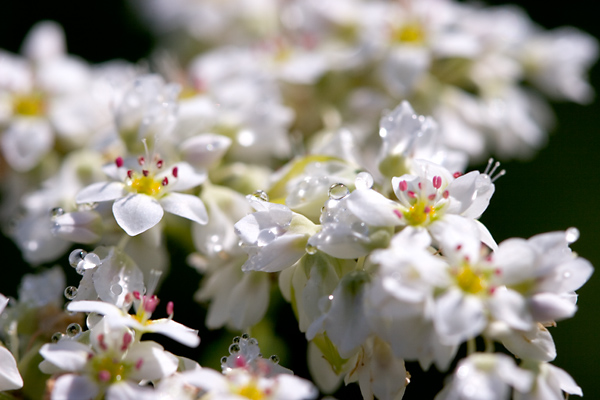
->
[[40, 319, 176, 400], [0, 294, 23, 391], [435, 353, 532, 400], [234, 197, 318, 273], [514, 361, 582, 400], [76, 156, 208, 236]]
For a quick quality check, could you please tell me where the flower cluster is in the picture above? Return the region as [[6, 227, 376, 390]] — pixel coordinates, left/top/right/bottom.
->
[[0, 1, 596, 399]]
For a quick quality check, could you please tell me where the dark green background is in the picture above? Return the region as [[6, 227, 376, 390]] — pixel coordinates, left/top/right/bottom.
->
[[1, 1, 598, 399]]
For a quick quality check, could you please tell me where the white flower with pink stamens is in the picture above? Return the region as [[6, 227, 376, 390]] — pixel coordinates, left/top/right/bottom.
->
[[76, 153, 208, 236], [39, 318, 177, 400], [0, 294, 23, 391], [346, 158, 501, 250]]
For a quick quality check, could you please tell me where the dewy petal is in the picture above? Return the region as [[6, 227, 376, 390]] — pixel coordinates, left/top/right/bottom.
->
[[180, 133, 232, 169], [67, 300, 124, 318], [1, 118, 53, 172], [113, 194, 164, 236], [228, 272, 270, 330], [0, 347, 23, 391], [159, 193, 208, 225], [105, 380, 157, 400], [76, 181, 126, 204], [346, 189, 404, 227], [241, 234, 307, 273], [52, 375, 99, 400]]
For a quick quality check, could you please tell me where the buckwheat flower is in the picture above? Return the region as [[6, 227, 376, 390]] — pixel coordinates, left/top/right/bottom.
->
[[435, 353, 533, 400], [67, 293, 200, 348], [0, 294, 23, 391], [234, 196, 319, 273], [514, 361, 582, 400], [346, 158, 498, 250], [39, 319, 176, 400], [76, 155, 208, 236]]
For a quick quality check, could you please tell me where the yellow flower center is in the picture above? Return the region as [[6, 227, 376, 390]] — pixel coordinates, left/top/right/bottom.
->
[[91, 355, 132, 384], [237, 382, 266, 400], [403, 200, 437, 227], [455, 264, 486, 295], [128, 175, 162, 197], [391, 22, 426, 44], [13, 92, 45, 116]]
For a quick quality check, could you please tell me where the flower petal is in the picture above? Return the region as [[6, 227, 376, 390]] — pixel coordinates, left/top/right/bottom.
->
[[0, 347, 23, 391], [160, 192, 208, 225], [76, 181, 126, 203], [52, 375, 99, 400], [113, 194, 164, 236]]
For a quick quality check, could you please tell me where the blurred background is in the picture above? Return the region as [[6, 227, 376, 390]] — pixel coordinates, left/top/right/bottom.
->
[[1, 1, 598, 399]]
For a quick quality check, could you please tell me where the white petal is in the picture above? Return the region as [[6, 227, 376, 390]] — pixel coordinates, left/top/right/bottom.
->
[[67, 300, 123, 318], [51, 375, 98, 400], [106, 381, 157, 400], [0, 346, 23, 391], [180, 133, 232, 168], [160, 193, 208, 225], [165, 162, 206, 192], [52, 211, 103, 244], [435, 289, 486, 345], [76, 181, 126, 203], [21, 21, 65, 62], [145, 320, 201, 348], [547, 364, 583, 396], [528, 292, 577, 322], [1, 118, 53, 172], [228, 272, 270, 330], [126, 341, 178, 381], [490, 288, 533, 331], [346, 189, 403, 227], [39, 341, 91, 372], [113, 194, 164, 236], [241, 234, 307, 273], [273, 374, 319, 400], [0, 294, 8, 314]]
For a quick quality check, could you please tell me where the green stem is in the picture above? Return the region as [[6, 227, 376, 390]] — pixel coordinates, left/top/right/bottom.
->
[[484, 336, 495, 353], [117, 234, 130, 251], [466, 338, 477, 355]]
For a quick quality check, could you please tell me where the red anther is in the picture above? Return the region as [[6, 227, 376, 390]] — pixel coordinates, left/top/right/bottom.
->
[[162, 177, 169, 186], [428, 194, 436, 200], [143, 295, 159, 313], [138, 156, 145, 166], [393, 209, 403, 219], [156, 159, 163, 168], [142, 170, 149, 177], [98, 334, 107, 351], [418, 182, 422, 190], [124, 293, 133, 304], [234, 354, 247, 368], [115, 157, 124, 168], [494, 268, 502, 275], [121, 332, 133, 351], [98, 370, 111, 382], [127, 170, 133, 179], [443, 190, 449, 199], [424, 206, 431, 214], [456, 244, 462, 250], [172, 166, 178, 178], [433, 176, 442, 189], [135, 358, 144, 370], [399, 180, 408, 191], [87, 353, 94, 360], [407, 191, 416, 198], [166, 301, 174, 315], [489, 286, 496, 295], [464, 255, 470, 262], [453, 172, 462, 179], [133, 291, 141, 300]]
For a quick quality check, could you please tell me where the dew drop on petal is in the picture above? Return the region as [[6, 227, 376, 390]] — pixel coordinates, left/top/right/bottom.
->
[[66, 323, 82, 337], [241, 333, 250, 339], [305, 243, 318, 254], [249, 338, 258, 345], [229, 344, 241, 354], [221, 356, 228, 364], [232, 336, 241, 343], [257, 229, 277, 246], [69, 249, 87, 268], [565, 227, 580, 244], [50, 207, 64, 218], [111, 284, 123, 295], [51, 332, 63, 343], [252, 190, 269, 202], [269, 355, 280, 364], [355, 172, 374, 190], [328, 183, 349, 200], [64, 286, 78, 300]]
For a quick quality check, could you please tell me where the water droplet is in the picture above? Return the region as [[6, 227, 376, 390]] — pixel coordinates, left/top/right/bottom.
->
[[66, 323, 82, 337], [241, 333, 250, 340], [229, 344, 240, 354], [355, 172, 374, 190], [257, 229, 277, 246], [69, 249, 87, 268], [351, 222, 369, 236], [220, 356, 228, 364], [269, 355, 280, 364], [565, 227, 580, 244], [51, 332, 63, 343], [78, 202, 98, 211], [50, 207, 65, 218], [249, 338, 258, 345], [64, 286, 78, 300], [75, 265, 86, 276], [328, 183, 349, 200], [110, 284, 123, 295], [252, 190, 269, 202], [232, 336, 241, 343], [305, 243, 318, 255]]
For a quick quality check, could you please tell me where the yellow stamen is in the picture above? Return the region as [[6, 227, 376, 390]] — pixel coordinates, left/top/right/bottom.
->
[[13, 93, 45, 116], [128, 175, 162, 197], [456, 264, 485, 294], [391, 22, 426, 44]]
